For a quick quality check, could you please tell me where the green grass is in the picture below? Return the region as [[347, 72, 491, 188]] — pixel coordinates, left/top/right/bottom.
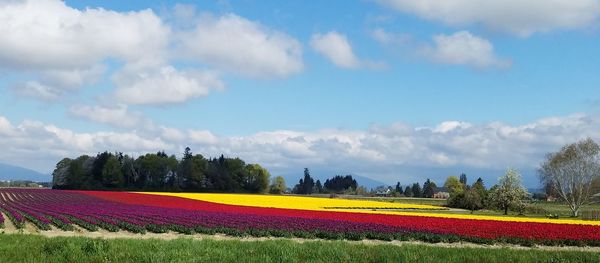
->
[[0, 234, 598, 263]]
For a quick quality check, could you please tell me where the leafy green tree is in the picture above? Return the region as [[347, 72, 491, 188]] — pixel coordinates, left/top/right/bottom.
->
[[269, 176, 287, 194], [244, 164, 270, 193], [102, 155, 124, 188], [489, 168, 529, 215], [52, 158, 72, 189], [121, 154, 138, 188], [444, 176, 464, 195], [70, 155, 92, 189], [92, 152, 111, 185], [471, 177, 487, 205], [179, 147, 206, 190], [422, 179, 437, 198]]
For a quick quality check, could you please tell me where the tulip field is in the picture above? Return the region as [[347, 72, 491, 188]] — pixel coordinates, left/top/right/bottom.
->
[[1, 188, 600, 247]]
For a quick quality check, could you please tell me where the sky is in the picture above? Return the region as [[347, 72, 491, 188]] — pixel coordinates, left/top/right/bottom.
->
[[1, 0, 600, 187]]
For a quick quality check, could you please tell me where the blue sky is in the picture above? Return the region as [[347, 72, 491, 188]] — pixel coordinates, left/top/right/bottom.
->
[[1, 0, 600, 187]]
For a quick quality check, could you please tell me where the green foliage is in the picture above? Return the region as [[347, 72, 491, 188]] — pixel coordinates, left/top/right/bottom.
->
[[51, 148, 272, 193], [68, 217, 98, 232], [323, 175, 357, 193], [1, 234, 599, 263], [269, 176, 287, 194], [448, 178, 488, 212], [244, 164, 271, 193], [403, 186, 413, 197], [293, 168, 315, 194], [394, 182, 403, 194], [49, 217, 75, 231], [489, 168, 529, 215], [444, 176, 464, 196], [422, 179, 437, 198], [101, 155, 124, 188], [411, 183, 422, 198], [448, 189, 484, 213]]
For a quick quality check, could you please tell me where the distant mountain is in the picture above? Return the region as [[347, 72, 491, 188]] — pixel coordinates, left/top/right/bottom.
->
[[279, 169, 388, 190], [0, 162, 51, 182]]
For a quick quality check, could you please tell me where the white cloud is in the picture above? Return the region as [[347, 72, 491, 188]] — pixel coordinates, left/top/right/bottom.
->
[[0, 0, 169, 69], [188, 130, 219, 145], [38, 65, 106, 89], [69, 104, 151, 129], [160, 127, 187, 143], [13, 65, 106, 101], [1, 113, 600, 185], [0, 117, 171, 172], [13, 81, 62, 102], [433, 121, 472, 133], [0, 1, 305, 104], [371, 28, 411, 45], [0, 116, 16, 136], [0, 0, 169, 101], [310, 31, 362, 69], [422, 31, 510, 68], [375, 0, 600, 37], [178, 13, 303, 78], [113, 65, 224, 105]]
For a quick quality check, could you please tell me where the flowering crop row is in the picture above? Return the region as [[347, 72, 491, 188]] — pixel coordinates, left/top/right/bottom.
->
[[139, 192, 600, 226], [0, 189, 411, 237], [137, 192, 445, 212], [81, 190, 600, 243], [2, 188, 599, 246]]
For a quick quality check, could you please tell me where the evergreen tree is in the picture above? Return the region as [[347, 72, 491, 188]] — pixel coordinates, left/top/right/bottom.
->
[[404, 186, 413, 197], [395, 182, 403, 194], [315, 180, 323, 193], [472, 177, 487, 202], [101, 155, 124, 188], [323, 175, 357, 193], [422, 179, 437, 198], [293, 168, 315, 194], [411, 183, 422, 198], [460, 173, 468, 189]]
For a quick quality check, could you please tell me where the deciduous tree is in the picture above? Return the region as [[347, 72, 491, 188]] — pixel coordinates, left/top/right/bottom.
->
[[539, 138, 600, 217], [489, 168, 528, 215]]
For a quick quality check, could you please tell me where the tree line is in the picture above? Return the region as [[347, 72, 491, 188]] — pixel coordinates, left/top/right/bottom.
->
[[52, 147, 274, 193], [385, 138, 600, 217], [291, 169, 359, 194]]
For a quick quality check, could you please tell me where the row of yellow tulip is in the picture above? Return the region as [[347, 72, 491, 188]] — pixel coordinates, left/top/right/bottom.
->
[[140, 192, 600, 226]]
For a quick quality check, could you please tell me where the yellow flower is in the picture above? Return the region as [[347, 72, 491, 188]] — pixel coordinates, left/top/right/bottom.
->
[[138, 192, 600, 226]]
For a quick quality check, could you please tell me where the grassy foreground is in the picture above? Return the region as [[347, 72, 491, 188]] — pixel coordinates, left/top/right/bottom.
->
[[0, 234, 599, 263]]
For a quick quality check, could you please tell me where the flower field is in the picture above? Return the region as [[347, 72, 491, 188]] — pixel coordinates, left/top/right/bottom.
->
[[1, 188, 600, 246]]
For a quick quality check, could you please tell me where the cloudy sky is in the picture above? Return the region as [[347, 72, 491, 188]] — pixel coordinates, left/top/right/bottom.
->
[[1, 0, 600, 187]]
